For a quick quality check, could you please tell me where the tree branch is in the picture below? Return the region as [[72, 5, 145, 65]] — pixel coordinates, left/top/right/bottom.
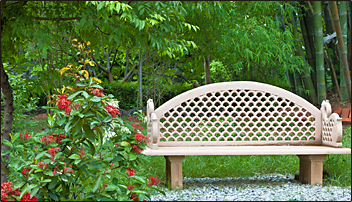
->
[[111, 44, 121, 67], [34, 17, 82, 21], [91, 55, 108, 73]]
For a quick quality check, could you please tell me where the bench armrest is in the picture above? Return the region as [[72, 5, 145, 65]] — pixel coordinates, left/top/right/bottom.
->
[[147, 99, 159, 149], [321, 100, 343, 148]]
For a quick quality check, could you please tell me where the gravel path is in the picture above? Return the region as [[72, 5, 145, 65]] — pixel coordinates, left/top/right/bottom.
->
[[150, 174, 351, 201]]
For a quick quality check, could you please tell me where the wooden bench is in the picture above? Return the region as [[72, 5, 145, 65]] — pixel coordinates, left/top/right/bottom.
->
[[143, 81, 351, 189]]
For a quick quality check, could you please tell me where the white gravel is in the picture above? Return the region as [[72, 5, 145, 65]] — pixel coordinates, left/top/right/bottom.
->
[[150, 174, 351, 201]]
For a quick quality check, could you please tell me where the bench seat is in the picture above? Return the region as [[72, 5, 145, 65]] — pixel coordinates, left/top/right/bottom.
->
[[143, 145, 351, 156]]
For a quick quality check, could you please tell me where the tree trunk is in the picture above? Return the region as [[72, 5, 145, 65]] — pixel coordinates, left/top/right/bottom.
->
[[313, 1, 326, 104], [125, 46, 130, 77], [330, 1, 351, 102], [204, 55, 211, 84], [1, 63, 13, 182], [287, 70, 296, 93], [324, 43, 342, 100], [291, 11, 318, 105], [108, 71, 114, 82], [294, 71, 306, 99]]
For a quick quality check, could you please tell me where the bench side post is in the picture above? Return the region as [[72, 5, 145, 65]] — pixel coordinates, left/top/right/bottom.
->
[[297, 155, 327, 185], [147, 99, 158, 149], [321, 100, 343, 147], [164, 156, 185, 189]]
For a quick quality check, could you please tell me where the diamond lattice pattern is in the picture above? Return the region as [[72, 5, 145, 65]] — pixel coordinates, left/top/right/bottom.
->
[[159, 89, 317, 144], [322, 119, 334, 142]]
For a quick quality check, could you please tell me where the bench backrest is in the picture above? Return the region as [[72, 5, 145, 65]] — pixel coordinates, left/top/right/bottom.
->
[[148, 81, 322, 147]]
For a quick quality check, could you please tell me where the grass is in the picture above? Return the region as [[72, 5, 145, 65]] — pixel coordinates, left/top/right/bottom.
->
[[12, 116, 351, 188]]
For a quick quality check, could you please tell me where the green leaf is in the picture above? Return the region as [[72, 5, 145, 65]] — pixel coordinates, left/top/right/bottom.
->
[[2, 140, 12, 148], [90, 96, 102, 102], [83, 124, 95, 141], [48, 176, 58, 189], [35, 151, 49, 160], [92, 174, 102, 193], [48, 190, 58, 201], [30, 186, 40, 198], [67, 91, 85, 100], [131, 175, 146, 184], [76, 83, 87, 87], [129, 152, 137, 161], [69, 154, 81, 160], [97, 2, 105, 10], [12, 133, 20, 142], [86, 139, 96, 156]]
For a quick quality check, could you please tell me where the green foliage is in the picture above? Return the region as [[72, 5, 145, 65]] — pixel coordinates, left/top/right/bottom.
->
[[100, 80, 139, 110], [2, 41, 164, 201]]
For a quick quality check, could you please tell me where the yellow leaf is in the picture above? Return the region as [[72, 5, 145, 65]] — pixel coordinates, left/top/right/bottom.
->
[[92, 77, 101, 83], [72, 39, 78, 41], [86, 41, 91, 45], [80, 70, 89, 78], [60, 67, 70, 75]]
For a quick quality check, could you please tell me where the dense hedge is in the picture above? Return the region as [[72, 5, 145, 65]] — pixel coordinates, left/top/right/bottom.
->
[[101, 80, 193, 110]]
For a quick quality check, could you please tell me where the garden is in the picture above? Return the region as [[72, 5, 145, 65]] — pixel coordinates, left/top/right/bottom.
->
[[1, 1, 351, 201]]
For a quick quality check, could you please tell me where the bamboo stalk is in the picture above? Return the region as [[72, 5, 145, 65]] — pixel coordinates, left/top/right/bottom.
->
[[291, 11, 318, 104], [324, 43, 342, 100], [330, 1, 351, 102], [313, 1, 327, 103]]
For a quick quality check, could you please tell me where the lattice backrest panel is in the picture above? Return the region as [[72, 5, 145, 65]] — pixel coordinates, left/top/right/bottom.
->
[[154, 82, 322, 146]]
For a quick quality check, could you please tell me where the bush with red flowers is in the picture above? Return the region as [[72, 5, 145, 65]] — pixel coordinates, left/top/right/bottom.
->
[[2, 40, 164, 201]]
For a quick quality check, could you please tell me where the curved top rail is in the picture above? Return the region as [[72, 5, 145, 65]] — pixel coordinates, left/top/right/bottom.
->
[[155, 81, 320, 116]]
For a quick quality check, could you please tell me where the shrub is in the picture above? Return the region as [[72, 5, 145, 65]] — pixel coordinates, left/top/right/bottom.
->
[[2, 40, 164, 201]]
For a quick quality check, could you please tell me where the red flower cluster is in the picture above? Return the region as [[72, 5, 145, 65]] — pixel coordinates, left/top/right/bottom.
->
[[47, 147, 60, 161], [147, 175, 162, 187], [37, 160, 49, 170], [64, 102, 83, 115], [20, 132, 31, 142], [89, 88, 104, 97], [132, 123, 144, 132], [1, 181, 38, 201], [78, 148, 86, 159], [131, 193, 139, 201], [53, 162, 73, 175], [57, 94, 71, 110], [132, 145, 144, 154], [126, 168, 136, 177], [40, 134, 66, 145], [127, 185, 135, 190], [103, 104, 120, 118], [134, 134, 148, 144], [21, 167, 32, 178]]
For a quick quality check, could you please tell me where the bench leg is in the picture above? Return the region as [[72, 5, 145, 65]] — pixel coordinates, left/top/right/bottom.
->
[[297, 155, 327, 185], [164, 156, 185, 189]]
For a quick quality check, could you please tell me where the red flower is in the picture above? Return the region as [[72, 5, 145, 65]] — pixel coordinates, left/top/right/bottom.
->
[[47, 147, 60, 161], [132, 145, 144, 154], [132, 123, 144, 132], [126, 168, 136, 177], [103, 104, 120, 118], [127, 185, 135, 190], [131, 193, 139, 201], [40, 135, 55, 145], [147, 175, 162, 187], [78, 148, 86, 159], [89, 88, 104, 97], [21, 168, 32, 177], [57, 94, 71, 110], [20, 132, 31, 142], [20, 192, 38, 201], [64, 102, 83, 115], [1, 181, 35, 201], [134, 134, 148, 144], [38, 160, 49, 170]]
